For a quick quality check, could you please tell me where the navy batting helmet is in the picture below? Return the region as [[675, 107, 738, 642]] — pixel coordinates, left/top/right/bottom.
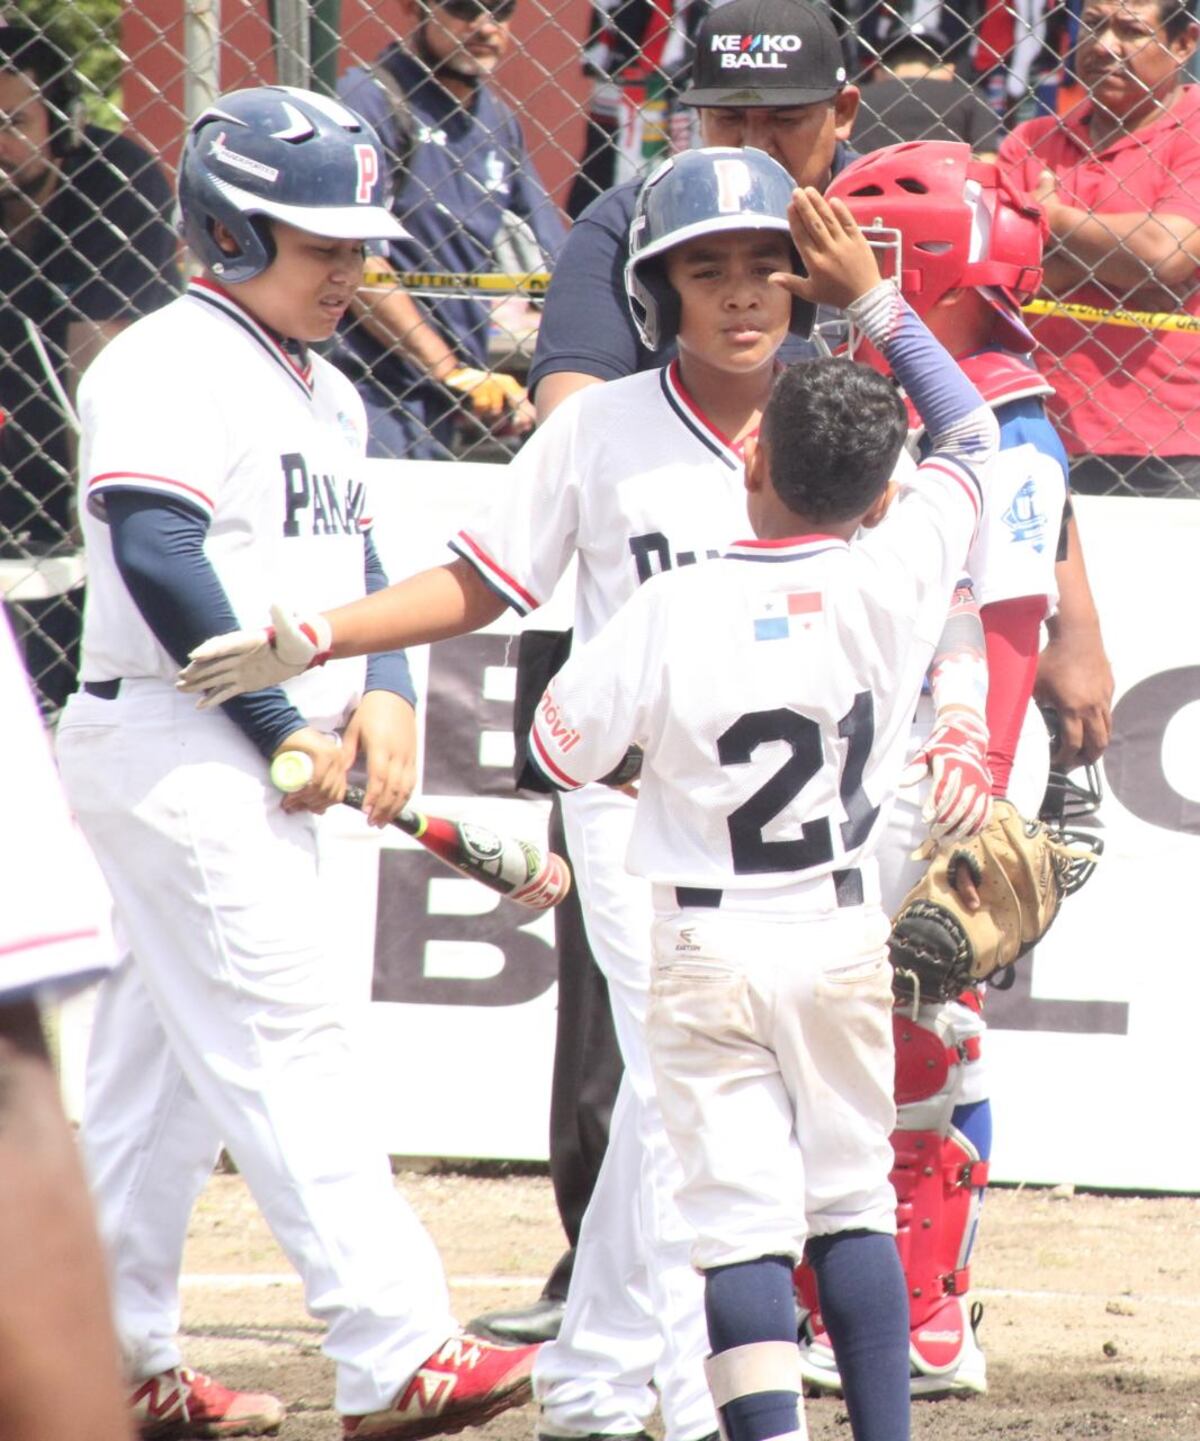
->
[[625, 147, 813, 352], [178, 85, 408, 284]]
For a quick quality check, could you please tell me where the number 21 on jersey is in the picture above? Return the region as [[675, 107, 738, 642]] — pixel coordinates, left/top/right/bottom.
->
[[717, 691, 879, 874]]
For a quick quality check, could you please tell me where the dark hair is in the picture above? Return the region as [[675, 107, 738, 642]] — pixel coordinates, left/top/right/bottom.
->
[[0, 25, 82, 155], [1083, 0, 1196, 41], [1156, 0, 1197, 40], [877, 34, 943, 66], [874, 19, 961, 69], [761, 359, 908, 523]]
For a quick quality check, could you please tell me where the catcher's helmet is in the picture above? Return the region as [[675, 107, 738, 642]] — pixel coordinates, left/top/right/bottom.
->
[[178, 85, 408, 284], [826, 141, 1046, 353], [625, 147, 814, 352], [1040, 761, 1104, 828]]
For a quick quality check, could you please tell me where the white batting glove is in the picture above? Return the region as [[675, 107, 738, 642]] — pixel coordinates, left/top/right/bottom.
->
[[900, 707, 994, 841], [176, 604, 332, 709]]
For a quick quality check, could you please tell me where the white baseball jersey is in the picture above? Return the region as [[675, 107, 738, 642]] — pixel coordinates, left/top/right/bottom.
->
[[456, 360, 841, 642], [76, 277, 372, 727], [909, 356, 1066, 612], [2, 610, 114, 1000], [531, 453, 984, 889], [456, 361, 921, 644], [963, 433, 1062, 609]]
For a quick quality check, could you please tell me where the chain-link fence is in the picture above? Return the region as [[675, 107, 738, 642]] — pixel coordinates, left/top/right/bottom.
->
[[3, 0, 1199, 714]]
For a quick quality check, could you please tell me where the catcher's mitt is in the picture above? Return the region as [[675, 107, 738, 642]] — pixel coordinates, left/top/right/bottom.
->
[[889, 799, 1100, 1003]]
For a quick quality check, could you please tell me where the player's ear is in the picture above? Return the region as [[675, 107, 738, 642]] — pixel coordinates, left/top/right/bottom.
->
[[211, 219, 241, 258], [860, 478, 897, 529]]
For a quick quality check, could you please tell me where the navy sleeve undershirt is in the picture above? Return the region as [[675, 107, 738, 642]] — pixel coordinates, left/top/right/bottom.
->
[[105, 489, 308, 758], [363, 530, 417, 707]]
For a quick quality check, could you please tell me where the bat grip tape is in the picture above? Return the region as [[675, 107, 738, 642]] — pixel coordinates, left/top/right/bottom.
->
[[342, 785, 428, 839]]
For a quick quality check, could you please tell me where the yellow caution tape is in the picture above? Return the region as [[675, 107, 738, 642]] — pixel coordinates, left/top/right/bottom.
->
[[361, 266, 551, 296], [361, 269, 1200, 331], [1022, 297, 1200, 335]]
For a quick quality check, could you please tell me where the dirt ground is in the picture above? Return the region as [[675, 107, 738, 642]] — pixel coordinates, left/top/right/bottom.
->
[[179, 1166, 1199, 1441]]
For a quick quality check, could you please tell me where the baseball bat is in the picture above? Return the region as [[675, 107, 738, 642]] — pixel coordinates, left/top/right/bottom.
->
[[269, 752, 571, 910]]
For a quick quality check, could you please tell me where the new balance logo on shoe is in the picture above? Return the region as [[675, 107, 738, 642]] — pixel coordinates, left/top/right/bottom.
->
[[343, 1333, 539, 1440], [129, 1366, 285, 1438], [396, 1364, 459, 1418]]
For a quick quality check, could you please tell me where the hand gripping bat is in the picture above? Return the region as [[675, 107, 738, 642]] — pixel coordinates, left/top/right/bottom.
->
[[269, 751, 571, 910]]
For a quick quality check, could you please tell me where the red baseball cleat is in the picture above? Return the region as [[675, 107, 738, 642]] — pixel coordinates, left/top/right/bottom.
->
[[342, 1333, 539, 1440], [129, 1366, 285, 1437]]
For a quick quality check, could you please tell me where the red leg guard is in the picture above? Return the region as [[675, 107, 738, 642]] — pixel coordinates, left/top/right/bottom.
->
[[796, 1005, 989, 1397]]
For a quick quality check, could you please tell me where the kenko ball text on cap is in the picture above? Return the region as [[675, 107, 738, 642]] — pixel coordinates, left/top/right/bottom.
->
[[680, 0, 849, 109]]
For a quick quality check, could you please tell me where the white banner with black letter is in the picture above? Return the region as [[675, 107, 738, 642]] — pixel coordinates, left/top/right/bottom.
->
[[56, 475, 1200, 1192], [355, 475, 1199, 1193]]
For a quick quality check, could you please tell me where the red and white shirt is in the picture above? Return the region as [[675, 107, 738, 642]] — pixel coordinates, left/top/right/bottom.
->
[[1000, 87, 1200, 458]]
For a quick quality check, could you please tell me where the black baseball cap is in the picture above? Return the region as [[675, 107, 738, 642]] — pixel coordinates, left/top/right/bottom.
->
[[877, 20, 955, 64], [680, 0, 849, 109]]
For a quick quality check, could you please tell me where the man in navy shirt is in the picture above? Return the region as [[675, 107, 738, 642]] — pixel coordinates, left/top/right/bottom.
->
[[0, 25, 179, 713], [338, 0, 566, 459]]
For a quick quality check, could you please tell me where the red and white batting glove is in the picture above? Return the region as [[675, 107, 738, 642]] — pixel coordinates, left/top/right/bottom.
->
[[900, 706, 993, 841], [177, 603, 332, 709]]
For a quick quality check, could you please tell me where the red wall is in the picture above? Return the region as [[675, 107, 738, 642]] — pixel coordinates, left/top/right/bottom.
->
[[121, 0, 591, 208]]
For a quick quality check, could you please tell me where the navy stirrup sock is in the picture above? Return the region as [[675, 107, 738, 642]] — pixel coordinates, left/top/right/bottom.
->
[[806, 1230, 910, 1441], [704, 1256, 799, 1441]]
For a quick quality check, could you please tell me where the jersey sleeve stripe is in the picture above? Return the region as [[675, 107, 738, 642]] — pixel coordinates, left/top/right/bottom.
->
[[529, 722, 583, 791], [918, 457, 983, 523], [449, 531, 540, 615], [87, 472, 215, 517], [0, 926, 102, 961]]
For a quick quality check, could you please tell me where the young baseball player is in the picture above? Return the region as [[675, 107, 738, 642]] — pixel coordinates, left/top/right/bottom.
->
[[523, 185, 999, 1441], [791, 141, 1066, 1399], [54, 86, 538, 1440], [179, 144, 824, 1441]]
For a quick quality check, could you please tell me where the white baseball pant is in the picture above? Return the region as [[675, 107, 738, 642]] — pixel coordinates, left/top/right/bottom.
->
[[535, 785, 717, 1441], [646, 885, 899, 1272], [56, 680, 457, 1416]]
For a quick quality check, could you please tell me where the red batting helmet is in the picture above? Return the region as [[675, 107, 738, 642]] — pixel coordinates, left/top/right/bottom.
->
[[826, 141, 1046, 353]]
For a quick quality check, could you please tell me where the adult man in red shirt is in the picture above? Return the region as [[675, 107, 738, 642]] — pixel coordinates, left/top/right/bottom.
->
[[1000, 0, 1200, 496]]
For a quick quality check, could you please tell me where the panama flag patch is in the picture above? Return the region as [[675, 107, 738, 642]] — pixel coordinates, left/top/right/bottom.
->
[[753, 590, 823, 640]]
